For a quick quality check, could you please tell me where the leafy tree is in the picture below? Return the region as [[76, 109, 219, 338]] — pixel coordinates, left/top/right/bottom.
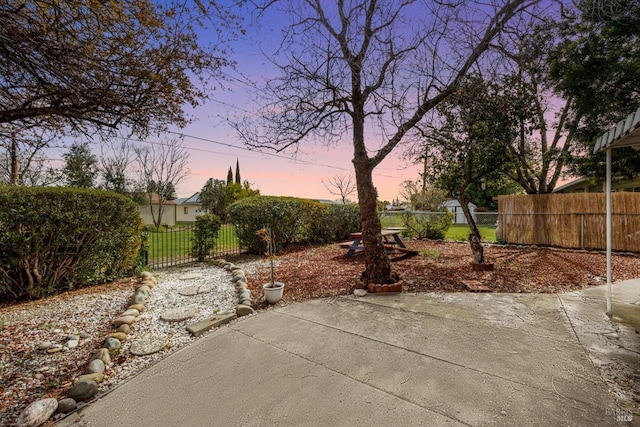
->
[[427, 75, 518, 263], [61, 142, 99, 188], [0, 1, 240, 134], [323, 174, 357, 204], [234, 0, 540, 285], [198, 178, 260, 220], [135, 138, 189, 228], [399, 179, 449, 212], [548, 1, 640, 180]]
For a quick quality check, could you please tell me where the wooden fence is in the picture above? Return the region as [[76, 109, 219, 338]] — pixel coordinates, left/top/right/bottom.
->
[[497, 193, 640, 252]]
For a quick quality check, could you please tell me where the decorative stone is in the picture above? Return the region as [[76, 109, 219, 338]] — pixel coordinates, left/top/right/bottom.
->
[[121, 308, 140, 317], [116, 324, 131, 334], [129, 333, 168, 356], [46, 346, 63, 354], [66, 334, 80, 342], [103, 337, 121, 351], [224, 264, 235, 271], [213, 258, 226, 266], [232, 275, 246, 283], [178, 273, 201, 280], [197, 284, 215, 294], [56, 398, 77, 414], [38, 341, 53, 350], [128, 303, 145, 313], [235, 282, 248, 290], [112, 316, 136, 327], [34, 373, 44, 380], [106, 332, 127, 342], [178, 285, 199, 296], [139, 271, 154, 279], [131, 292, 147, 305], [230, 265, 243, 272], [236, 305, 255, 317], [66, 339, 79, 349], [90, 348, 111, 365], [68, 379, 98, 402], [85, 359, 105, 375], [76, 373, 104, 384], [15, 397, 58, 427], [160, 306, 197, 322], [354, 289, 368, 297], [238, 289, 251, 299], [232, 269, 245, 276], [136, 284, 151, 293]]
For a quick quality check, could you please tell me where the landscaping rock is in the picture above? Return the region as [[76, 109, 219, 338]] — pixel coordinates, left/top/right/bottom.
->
[[76, 373, 104, 384], [15, 398, 58, 427], [129, 333, 168, 356], [106, 332, 127, 342], [116, 324, 131, 334], [353, 289, 368, 297], [112, 316, 136, 327], [236, 305, 255, 317], [89, 348, 110, 365], [178, 285, 200, 296], [85, 359, 105, 375], [128, 303, 145, 313], [160, 305, 197, 322], [56, 398, 77, 414], [67, 379, 98, 402], [65, 339, 79, 349], [121, 308, 140, 317], [139, 271, 153, 280], [102, 337, 121, 351]]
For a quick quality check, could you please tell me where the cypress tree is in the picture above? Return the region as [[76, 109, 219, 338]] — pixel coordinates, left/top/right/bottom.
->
[[235, 159, 241, 184], [226, 166, 233, 185]]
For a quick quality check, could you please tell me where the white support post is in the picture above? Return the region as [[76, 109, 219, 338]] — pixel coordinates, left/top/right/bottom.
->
[[606, 148, 612, 316]]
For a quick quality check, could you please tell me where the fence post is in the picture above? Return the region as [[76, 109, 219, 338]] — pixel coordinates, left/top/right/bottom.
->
[[580, 214, 584, 249]]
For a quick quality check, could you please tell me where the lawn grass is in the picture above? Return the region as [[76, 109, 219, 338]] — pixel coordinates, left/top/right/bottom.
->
[[146, 224, 240, 264], [445, 224, 497, 242]]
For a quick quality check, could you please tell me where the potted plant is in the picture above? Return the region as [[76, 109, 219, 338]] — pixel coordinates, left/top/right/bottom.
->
[[257, 227, 285, 304]]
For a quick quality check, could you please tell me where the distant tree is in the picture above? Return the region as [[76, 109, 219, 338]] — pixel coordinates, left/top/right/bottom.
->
[[399, 180, 448, 212], [100, 138, 134, 194], [198, 178, 260, 220], [0, 126, 59, 186], [323, 174, 357, 204], [135, 138, 189, 228], [61, 142, 99, 188], [235, 159, 241, 185], [226, 167, 233, 185]]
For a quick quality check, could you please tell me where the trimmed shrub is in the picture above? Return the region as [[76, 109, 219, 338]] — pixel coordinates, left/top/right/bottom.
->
[[308, 203, 361, 243], [227, 196, 316, 254], [400, 211, 453, 240], [191, 214, 222, 261], [0, 186, 142, 301]]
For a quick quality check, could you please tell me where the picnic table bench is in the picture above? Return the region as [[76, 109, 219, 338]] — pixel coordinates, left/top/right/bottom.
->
[[339, 228, 417, 257]]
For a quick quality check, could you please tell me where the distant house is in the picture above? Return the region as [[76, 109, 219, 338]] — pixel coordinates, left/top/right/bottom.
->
[[553, 177, 640, 194], [139, 193, 177, 226], [175, 192, 205, 223], [442, 199, 476, 224]]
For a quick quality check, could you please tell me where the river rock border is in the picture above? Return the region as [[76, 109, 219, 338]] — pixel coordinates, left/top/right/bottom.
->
[[16, 261, 262, 427]]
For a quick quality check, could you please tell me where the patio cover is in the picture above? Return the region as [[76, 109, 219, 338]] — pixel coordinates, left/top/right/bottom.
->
[[593, 106, 640, 315]]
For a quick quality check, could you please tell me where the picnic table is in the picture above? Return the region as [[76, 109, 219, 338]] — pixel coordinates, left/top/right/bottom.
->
[[339, 228, 416, 257]]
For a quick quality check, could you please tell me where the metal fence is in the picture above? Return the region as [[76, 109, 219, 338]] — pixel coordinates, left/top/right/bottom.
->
[[379, 210, 499, 227], [142, 223, 243, 269]]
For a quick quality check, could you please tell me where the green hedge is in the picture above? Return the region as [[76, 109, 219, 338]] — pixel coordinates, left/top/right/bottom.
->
[[191, 214, 221, 261], [227, 196, 361, 254], [0, 186, 142, 301]]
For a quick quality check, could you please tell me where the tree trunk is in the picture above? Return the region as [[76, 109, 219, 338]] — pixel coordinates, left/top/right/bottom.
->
[[354, 155, 394, 284], [10, 132, 19, 185], [459, 191, 484, 264]]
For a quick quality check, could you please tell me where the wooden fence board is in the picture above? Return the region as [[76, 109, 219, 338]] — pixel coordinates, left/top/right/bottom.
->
[[497, 193, 640, 252]]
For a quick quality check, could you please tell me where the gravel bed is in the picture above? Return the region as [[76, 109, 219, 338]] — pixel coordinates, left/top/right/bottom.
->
[[0, 259, 263, 426]]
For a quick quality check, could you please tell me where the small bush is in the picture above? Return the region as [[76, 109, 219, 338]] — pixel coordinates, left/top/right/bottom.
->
[[400, 211, 453, 240], [227, 196, 310, 254], [191, 214, 221, 261], [308, 203, 361, 243], [0, 186, 142, 301]]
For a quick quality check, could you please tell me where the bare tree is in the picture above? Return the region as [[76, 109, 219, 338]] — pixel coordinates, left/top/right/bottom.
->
[[235, 0, 542, 285], [323, 174, 357, 204], [135, 137, 190, 228], [0, 126, 60, 186], [100, 137, 135, 194]]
